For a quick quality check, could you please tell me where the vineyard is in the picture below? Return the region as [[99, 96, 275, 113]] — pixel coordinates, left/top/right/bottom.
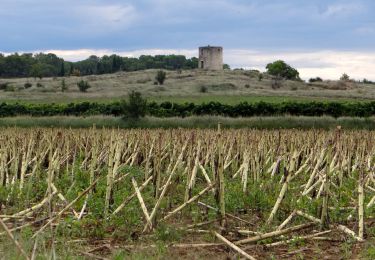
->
[[2, 100, 375, 118], [0, 127, 374, 259]]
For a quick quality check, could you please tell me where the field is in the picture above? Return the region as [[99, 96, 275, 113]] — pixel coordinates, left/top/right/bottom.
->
[[1, 69, 375, 103], [0, 127, 374, 259]]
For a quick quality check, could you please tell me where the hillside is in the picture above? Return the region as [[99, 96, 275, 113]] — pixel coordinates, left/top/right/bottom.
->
[[0, 69, 374, 103]]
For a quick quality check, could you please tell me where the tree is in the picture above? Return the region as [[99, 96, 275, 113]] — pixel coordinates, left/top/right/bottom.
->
[[0, 54, 4, 76], [363, 78, 374, 84], [121, 91, 147, 119], [266, 60, 300, 80], [30, 63, 44, 79], [70, 63, 74, 75], [77, 80, 91, 92], [0, 52, 201, 78], [223, 64, 231, 70], [155, 70, 166, 85], [340, 73, 350, 81], [59, 62, 65, 77]]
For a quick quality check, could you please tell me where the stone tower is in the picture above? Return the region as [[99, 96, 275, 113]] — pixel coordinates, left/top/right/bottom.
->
[[198, 46, 223, 70]]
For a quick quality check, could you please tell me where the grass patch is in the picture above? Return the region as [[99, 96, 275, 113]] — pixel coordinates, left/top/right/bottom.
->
[[1, 115, 375, 129]]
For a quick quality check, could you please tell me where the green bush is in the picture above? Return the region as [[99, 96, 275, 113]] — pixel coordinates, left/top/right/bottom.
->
[[121, 91, 147, 119], [0, 100, 375, 118], [0, 82, 9, 90], [200, 86, 208, 93], [155, 70, 166, 85], [61, 79, 68, 92], [24, 82, 32, 89], [309, 77, 323, 83], [4, 85, 15, 92], [77, 80, 91, 92]]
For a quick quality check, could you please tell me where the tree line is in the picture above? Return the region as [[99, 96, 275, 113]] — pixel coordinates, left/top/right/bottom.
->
[[1, 100, 375, 118], [0, 53, 199, 78]]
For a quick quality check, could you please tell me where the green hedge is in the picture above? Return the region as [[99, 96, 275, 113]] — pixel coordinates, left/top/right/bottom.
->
[[1, 101, 375, 118]]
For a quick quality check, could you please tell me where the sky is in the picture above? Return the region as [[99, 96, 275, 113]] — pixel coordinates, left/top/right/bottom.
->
[[1, 0, 375, 80]]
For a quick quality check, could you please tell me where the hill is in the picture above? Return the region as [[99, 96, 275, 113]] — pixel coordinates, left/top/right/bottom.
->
[[0, 69, 374, 103]]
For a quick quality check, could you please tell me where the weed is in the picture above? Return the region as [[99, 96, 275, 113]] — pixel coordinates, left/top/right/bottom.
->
[[155, 223, 183, 242]]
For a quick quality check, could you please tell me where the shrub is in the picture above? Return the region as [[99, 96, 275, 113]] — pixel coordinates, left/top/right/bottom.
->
[[4, 85, 15, 92], [155, 70, 166, 85], [309, 77, 323, 83], [200, 86, 208, 93], [36, 83, 43, 88], [121, 91, 147, 119], [0, 82, 9, 90], [77, 80, 91, 92], [24, 82, 32, 89], [61, 79, 68, 92], [258, 74, 263, 82]]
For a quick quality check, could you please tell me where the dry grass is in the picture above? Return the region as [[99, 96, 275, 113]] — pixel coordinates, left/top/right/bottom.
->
[[0, 69, 374, 103]]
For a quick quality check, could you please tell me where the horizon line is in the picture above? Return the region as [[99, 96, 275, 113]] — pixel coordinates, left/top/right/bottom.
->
[[1, 48, 375, 81]]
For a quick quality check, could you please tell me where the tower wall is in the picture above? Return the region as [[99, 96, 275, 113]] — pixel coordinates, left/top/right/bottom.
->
[[198, 46, 223, 70]]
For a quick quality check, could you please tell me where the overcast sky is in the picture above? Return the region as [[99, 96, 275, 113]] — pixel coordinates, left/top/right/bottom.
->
[[1, 0, 375, 80]]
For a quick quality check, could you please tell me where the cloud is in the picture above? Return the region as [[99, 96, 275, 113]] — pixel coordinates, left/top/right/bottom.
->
[[320, 3, 364, 17], [356, 25, 375, 35], [1, 0, 374, 51], [26, 48, 197, 61], [3, 48, 374, 81], [226, 49, 375, 81], [74, 4, 138, 32], [0, 1, 139, 35]]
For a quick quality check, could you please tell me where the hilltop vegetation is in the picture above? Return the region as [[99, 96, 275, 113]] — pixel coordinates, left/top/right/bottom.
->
[[0, 53, 198, 78], [0, 69, 375, 103]]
